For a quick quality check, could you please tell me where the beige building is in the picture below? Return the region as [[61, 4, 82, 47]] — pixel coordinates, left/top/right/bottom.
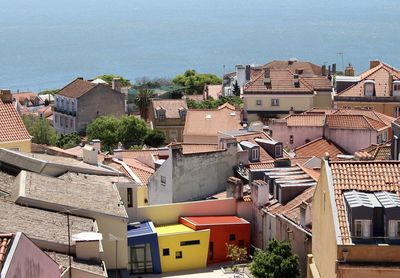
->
[[0, 90, 31, 152], [148, 99, 188, 143], [334, 61, 400, 118], [243, 64, 332, 123], [183, 103, 242, 144], [309, 159, 400, 278]]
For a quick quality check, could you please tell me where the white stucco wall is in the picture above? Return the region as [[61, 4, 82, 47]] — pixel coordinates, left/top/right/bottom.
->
[[270, 125, 323, 149]]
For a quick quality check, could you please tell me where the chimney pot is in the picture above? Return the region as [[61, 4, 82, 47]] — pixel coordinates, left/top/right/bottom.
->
[[370, 60, 380, 69], [0, 89, 12, 103], [112, 78, 122, 93]]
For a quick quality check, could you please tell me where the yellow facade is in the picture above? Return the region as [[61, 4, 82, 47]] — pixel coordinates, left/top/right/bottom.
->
[[335, 101, 400, 118], [0, 139, 31, 152], [245, 95, 314, 112], [137, 185, 148, 206], [156, 224, 210, 273]]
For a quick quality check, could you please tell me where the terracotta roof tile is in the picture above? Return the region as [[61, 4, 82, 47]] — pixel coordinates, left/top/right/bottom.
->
[[12, 92, 43, 106], [326, 114, 387, 130], [151, 99, 188, 119], [285, 115, 326, 127], [330, 161, 400, 243], [358, 143, 391, 160], [0, 234, 12, 264], [0, 100, 31, 143], [180, 144, 219, 154], [262, 60, 322, 75], [57, 78, 96, 98], [295, 137, 345, 160], [337, 62, 400, 97]]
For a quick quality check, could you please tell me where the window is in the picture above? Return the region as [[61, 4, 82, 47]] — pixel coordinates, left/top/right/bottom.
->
[[157, 109, 166, 120], [393, 81, 400, 96], [271, 99, 279, 106], [162, 248, 169, 256], [179, 108, 187, 120], [170, 129, 178, 140], [289, 135, 294, 145], [229, 234, 236, 241], [389, 220, 400, 238], [256, 100, 262, 106], [161, 176, 166, 185], [180, 240, 200, 246], [238, 240, 245, 248], [127, 188, 133, 208], [394, 107, 400, 118], [364, 80, 375, 96], [354, 220, 371, 238], [175, 251, 182, 259], [70, 119, 73, 129], [209, 242, 214, 260], [251, 148, 259, 161], [275, 145, 282, 158]]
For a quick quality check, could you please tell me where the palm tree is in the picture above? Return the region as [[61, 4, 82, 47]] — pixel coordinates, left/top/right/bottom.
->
[[134, 89, 154, 121]]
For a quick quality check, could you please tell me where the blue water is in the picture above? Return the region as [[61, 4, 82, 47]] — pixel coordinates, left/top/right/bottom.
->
[[0, 0, 399, 91]]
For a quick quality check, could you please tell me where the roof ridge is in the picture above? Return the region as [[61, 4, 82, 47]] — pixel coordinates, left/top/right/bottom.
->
[[295, 137, 324, 150]]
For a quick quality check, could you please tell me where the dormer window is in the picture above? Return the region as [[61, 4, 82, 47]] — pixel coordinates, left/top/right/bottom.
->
[[293, 74, 300, 88], [157, 108, 166, 120], [275, 145, 282, 158], [393, 80, 400, 97], [354, 220, 371, 239], [389, 220, 400, 238], [364, 80, 375, 96], [179, 107, 187, 120], [251, 148, 260, 161]]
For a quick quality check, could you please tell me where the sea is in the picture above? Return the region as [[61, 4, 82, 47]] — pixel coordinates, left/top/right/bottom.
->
[[0, 0, 399, 92]]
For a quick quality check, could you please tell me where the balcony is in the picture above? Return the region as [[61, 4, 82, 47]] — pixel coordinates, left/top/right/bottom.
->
[[53, 107, 76, 116]]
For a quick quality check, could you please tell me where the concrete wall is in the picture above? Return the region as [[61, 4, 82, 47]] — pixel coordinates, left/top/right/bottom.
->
[[76, 85, 125, 133], [0, 139, 31, 152], [136, 198, 237, 226], [270, 125, 323, 149], [313, 91, 333, 108], [310, 160, 338, 278], [244, 94, 314, 113], [337, 267, 400, 278], [148, 151, 173, 205], [62, 267, 107, 278], [2, 233, 60, 278]]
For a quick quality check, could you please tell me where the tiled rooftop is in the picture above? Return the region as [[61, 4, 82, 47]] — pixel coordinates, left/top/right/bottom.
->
[[285, 115, 326, 127], [326, 114, 387, 131], [180, 144, 220, 154], [357, 143, 391, 161], [20, 171, 128, 218], [330, 161, 400, 243], [295, 137, 345, 160], [0, 234, 12, 265], [0, 99, 31, 143], [57, 78, 98, 98], [262, 60, 323, 75], [0, 199, 94, 245], [337, 62, 400, 97], [152, 99, 187, 119]]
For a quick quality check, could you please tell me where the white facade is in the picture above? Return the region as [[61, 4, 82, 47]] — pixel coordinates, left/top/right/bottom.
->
[[53, 95, 78, 134]]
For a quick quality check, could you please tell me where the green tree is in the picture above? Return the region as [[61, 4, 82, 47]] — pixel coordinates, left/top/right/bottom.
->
[[86, 116, 121, 151], [144, 129, 166, 147], [22, 115, 57, 145], [39, 89, 59, 95], [133, 77, 172, 89], [232, 80, 240, 96], [56, 133, 81, 149], [186, 96, 243, 110], [250, 239, 300, 278], [173, 69, 222, 95], [117, 116, 148, 149], [134, 89, 154, 121], [226, 243, 247, 273], [96, 74, 131, 87]]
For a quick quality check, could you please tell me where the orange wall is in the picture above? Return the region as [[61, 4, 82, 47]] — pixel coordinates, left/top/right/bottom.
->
[[180, 219, 251, 264]]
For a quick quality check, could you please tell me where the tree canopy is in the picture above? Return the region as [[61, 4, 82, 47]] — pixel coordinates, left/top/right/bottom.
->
[[95, 74, 131, 87], [133, 77, 172, 89], [144, 129, 166, 148], [187, 96, 243, 109], [172, 69, 222, 95], [56, 133, 81, 149], [39, 89, 59, 95], [22, 115, 57, 145], [250, 239, 300, 278], [86, 115, 156, 151], [134, 89, 154, 121]]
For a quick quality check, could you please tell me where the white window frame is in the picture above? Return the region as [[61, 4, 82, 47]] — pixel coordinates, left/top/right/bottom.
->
[[275, 145, 282, 157], [388, 220, 400, 238], [354, 219, 371, 238], [251, 148, 259, 161], [394, 107, 400, 118], [271, 99, 280, 106]]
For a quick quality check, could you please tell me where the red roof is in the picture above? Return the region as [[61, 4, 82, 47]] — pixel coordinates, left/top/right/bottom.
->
[[0, 100, 31, 143], [180, 216, 249, 226]]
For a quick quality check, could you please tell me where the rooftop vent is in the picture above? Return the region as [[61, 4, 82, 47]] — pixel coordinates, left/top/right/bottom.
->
[[206, 114, 212, 119]]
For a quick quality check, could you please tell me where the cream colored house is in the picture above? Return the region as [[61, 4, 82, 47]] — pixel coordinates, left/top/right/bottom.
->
[[309, 159, 400, 278]]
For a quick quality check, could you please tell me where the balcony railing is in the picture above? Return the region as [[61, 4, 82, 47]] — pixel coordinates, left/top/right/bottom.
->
[[53, 107, 76, 116]]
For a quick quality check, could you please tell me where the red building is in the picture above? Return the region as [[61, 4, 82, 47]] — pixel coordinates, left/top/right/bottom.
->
[[179, 216, 250, 264]]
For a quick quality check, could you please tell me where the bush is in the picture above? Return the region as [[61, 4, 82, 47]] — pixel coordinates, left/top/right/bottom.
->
[[22, 115, 57, 145], [144, 129, 166, 147], [56, 133, 81, 149]]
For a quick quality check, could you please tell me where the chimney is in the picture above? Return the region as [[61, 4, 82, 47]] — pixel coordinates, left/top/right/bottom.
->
[[77, 77, 84, 80], [293, 74, 300, 88], [332, 63, 337, 75], [274, 158, 291, 168], [289, 107, 295, 115], [92, 139, 101, 153], [227, 176, 243, 200], [370, 60, 380, 69], [235, 65, 246, 87], [263, 69, 271, 86], [0, 89, 12, 103], [245, 65, 251, 81], [112, 78, 121, 93], [328, 65, 331, 76], [344, 64, 355, 76], [113, 148, 123, 160], [82, 145, 98, 165], [389, 74, 394, 96], [251, 180, 269, 207], [321, 65, 327, 76]]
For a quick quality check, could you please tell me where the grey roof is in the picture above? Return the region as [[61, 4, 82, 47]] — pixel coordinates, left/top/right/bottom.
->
[[18, 171, 129, 218], [239, 141, 257, 149], [344, 190, 382, 208], [0, 199, 94, 245], [374, 191, 400, 208], [255, 138, 278, 145]]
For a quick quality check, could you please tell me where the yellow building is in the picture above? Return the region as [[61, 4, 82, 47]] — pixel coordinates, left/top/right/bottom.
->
[[0, 90, 31, 152], [156, 224, 210, 273], [309, 158, 400, 278]]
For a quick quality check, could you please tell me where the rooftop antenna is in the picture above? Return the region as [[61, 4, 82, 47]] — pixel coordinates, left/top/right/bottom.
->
[[337, 52, 344, 72]]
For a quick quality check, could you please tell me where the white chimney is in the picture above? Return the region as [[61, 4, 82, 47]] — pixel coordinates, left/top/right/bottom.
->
[[92, 139, 101, 153], [112, 78, 121, 93], [113, 149, 123, 160], [235, 65, 246, 87], [253, 181, 269, 207], [82, 145, 98, 165]]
